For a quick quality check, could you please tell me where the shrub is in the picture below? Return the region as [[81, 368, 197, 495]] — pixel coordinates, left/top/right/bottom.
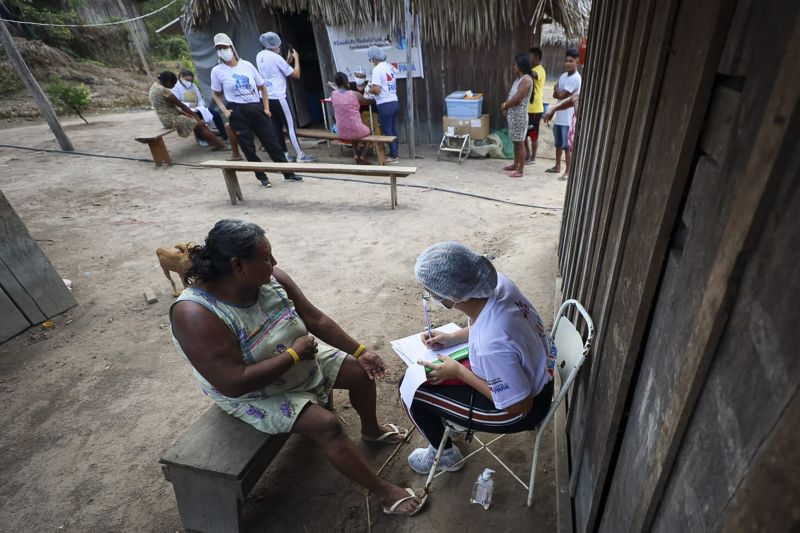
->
[[47, 78, 92, 124]]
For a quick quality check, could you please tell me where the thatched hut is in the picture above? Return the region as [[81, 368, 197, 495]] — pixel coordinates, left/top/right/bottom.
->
[[176, 0, 588, 144]]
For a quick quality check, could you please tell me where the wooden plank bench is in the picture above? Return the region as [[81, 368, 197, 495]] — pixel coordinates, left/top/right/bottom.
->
[[199, 161, 417, 209], [160, 395, 331, 533], [135, 128, 175, 167], [295, 128, 396, 165]]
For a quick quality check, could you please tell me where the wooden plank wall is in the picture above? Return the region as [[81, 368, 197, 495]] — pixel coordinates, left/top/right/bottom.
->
[[558, 0, 800, 530], [0, 191, 76, 343]]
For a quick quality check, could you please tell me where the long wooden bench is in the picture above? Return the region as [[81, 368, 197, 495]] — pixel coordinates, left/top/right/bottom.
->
[[199, 161, 417, 209], [295, 128, 396, 165], [135, 128, 175, 167]]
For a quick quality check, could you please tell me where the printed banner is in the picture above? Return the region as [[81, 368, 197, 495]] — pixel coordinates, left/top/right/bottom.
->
[[325, 21, 424, 80]]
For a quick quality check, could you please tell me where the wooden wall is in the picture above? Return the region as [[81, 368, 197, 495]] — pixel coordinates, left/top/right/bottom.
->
[[0, 191, 76, 343], [558, 0, 800, 530]]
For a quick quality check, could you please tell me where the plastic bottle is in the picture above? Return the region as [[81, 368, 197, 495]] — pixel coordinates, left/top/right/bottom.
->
[[470, 468, 495, 510]]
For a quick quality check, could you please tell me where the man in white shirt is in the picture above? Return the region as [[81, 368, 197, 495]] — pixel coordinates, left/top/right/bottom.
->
[[548, 48, 582, 180], [256, 32, 315, 162]]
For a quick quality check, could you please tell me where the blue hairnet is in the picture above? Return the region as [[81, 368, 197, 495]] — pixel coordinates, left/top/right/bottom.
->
[[415, 242, 498, 302], [260, 32, 281, 49], [367, 45, 387, 61]]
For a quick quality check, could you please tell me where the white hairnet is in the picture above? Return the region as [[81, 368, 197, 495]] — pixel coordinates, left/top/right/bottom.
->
[[415, 242, 498, 302], [367, 46, 387, 62], [260, 31, 281, 49]]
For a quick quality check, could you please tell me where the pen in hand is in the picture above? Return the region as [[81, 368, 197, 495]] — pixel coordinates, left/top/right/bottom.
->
[[422, 297, 433, 341]]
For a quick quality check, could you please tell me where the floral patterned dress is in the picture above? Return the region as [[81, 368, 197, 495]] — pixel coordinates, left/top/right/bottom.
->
[[506, 75, 533, 142], [170, 279, 346, 434], [148, 82, 196, 137]]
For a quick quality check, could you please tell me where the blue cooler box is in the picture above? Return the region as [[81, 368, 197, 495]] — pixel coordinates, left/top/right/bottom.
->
[[446, 92, 484, 119]]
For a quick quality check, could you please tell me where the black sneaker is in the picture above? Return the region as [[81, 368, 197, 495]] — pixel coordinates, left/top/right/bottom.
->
[[284, 174, 303, 182], [258, 177, 272, 188]]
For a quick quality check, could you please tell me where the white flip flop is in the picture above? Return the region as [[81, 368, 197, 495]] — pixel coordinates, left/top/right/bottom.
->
[[362, 423, 408, 445], [382, 488, 428, 516]]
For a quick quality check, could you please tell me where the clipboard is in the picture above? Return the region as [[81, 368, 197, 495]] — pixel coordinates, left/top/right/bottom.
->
[[424, 346, 469, 373]]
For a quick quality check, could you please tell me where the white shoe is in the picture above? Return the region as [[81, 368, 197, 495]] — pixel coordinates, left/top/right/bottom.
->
[[408, 445, 464, 474], [284, 152, 296, 162], [296, 152, 316, 163]]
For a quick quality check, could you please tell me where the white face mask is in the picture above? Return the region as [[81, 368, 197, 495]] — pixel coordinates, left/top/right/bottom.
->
[[217, 49, 234, 62], [180, 79, 192, 87], [431, 296, 455, 310]]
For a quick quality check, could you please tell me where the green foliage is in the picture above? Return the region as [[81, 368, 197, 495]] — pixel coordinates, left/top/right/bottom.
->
[[0, 68, 26, 96], [47, 78, 92, 123], [10, 2, 80, 48]]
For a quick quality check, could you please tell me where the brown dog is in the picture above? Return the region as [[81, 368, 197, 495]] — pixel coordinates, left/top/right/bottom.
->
[[156, 243, 192, 297]]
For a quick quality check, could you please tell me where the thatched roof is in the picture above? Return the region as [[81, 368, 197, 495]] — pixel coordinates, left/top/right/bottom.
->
[[183, 0, 589, 48]]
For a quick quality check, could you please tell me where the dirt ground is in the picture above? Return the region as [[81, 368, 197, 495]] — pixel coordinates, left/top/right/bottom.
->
[[0, 109, 567, 533]]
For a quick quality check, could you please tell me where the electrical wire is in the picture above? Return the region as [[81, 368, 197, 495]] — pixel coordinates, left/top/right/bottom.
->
[[0, 0, 178, 28], [0, 143, 563, 211]]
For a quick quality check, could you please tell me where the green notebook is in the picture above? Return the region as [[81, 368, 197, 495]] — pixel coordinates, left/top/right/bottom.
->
[[424, 346, 469, 373]]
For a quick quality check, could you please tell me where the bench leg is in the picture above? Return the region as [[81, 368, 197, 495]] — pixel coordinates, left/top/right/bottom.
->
[[163, 465, 242, 533], [147, 138, 171, 167], [390, 174, 398, 209], [375, 142, 386, 166], [222, 169, 240, 205]]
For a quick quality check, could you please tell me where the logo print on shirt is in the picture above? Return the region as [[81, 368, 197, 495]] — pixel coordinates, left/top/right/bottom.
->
[[233, 73, 251, 91], [514, 301, 530, 319]]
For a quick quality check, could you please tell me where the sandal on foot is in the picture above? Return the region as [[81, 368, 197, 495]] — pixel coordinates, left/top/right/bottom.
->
[[382, 488, 428, 516], [226, 155, 244, 161], [363, 423, 408, 445], [502, 164, 515, 171], [545, 167, 561, 173], [509, 171, 523, 178]]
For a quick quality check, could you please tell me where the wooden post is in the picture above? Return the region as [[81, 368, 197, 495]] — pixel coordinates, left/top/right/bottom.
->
[[0, 19, 74, 151], [404, 0, 416, 160], [116, 0, 152, 79]]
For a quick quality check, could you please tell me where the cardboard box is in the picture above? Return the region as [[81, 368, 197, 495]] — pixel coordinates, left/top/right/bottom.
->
[[443, 114, 490, 139]]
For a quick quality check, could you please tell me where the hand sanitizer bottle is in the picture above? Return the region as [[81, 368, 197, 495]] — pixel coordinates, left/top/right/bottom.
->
[[470, 468, 495, 510]]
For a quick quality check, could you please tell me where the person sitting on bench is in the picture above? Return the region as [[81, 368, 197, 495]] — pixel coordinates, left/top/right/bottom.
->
[[402, 241, 556, 474], [170, 219, 427, 517], [150, 71, 225, 150], [171, 68, 228, 144], [331, 72, 374, 164]]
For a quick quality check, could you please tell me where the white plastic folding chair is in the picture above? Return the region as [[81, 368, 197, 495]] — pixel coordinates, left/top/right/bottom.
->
[[424, 299, 594, 507]]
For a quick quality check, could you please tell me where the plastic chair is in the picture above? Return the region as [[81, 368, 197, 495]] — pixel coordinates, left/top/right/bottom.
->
[[423, 299, 594, 507]]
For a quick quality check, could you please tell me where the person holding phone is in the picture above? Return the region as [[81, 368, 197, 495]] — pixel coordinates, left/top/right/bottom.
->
[[256, 32, 316, 163], [402, 241, 556, 474]]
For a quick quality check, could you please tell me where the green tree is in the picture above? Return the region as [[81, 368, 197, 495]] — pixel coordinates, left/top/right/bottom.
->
[[47, 78, 92, 124]]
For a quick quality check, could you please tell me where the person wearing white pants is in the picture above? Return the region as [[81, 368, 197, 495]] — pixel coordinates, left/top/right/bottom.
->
[[256, 31, 315, 163]]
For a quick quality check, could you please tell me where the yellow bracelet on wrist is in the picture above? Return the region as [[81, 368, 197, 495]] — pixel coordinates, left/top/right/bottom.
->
[[352, 343, 367, 359], [286, 348, 300, 365]]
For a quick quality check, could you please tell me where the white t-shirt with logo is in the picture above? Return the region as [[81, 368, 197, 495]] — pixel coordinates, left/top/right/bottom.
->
[[255, 50, 294, 100], [171, 81, 207, 107], [468, 273, 554, 410], [370, 61, 398, 105], [210, 60, 263, 104], [554, 71, 581, 126]]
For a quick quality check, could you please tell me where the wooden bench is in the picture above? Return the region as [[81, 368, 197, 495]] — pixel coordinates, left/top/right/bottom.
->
[[295, 128, 396, 165], [160, 406, 289, 532], [135, 128, 175, 167], [199, 161, 417, 209]]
